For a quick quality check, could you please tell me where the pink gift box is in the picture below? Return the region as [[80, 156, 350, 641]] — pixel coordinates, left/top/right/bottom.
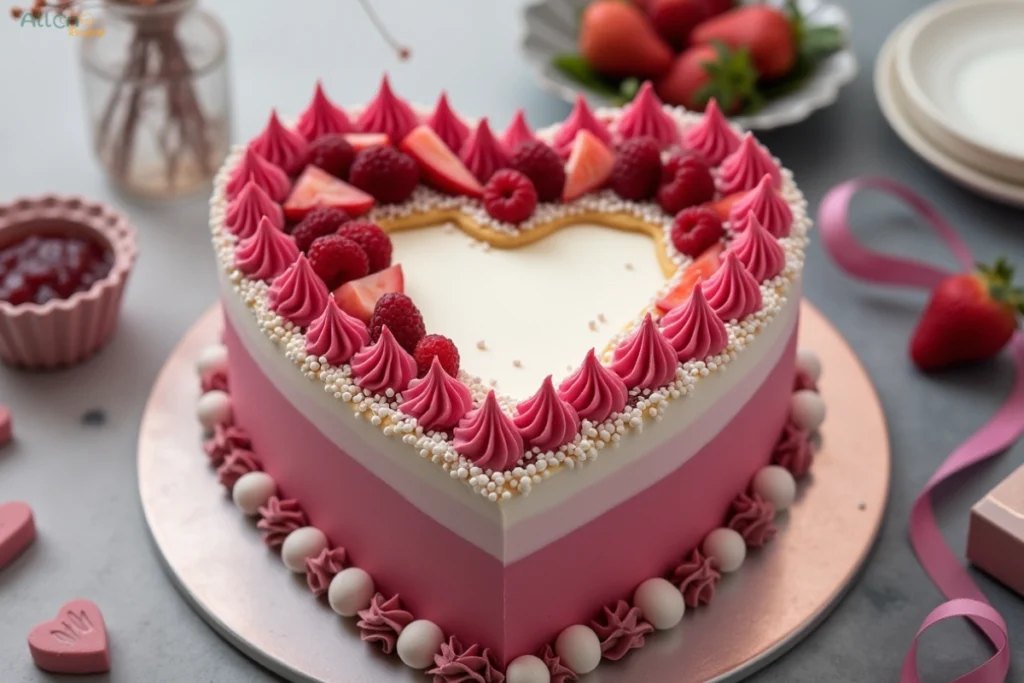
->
[[967, 464, 1024, 597]]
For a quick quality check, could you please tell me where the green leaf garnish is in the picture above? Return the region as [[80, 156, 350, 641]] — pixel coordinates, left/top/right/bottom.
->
[[551, 53, 621, 99]]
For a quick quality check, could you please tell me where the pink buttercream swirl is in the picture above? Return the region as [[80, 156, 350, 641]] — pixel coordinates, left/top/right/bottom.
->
[[553, 94, 613, 154], [235, 215, 300, 281], [305, 298, 369, 365], [401, 356, 473, 432], [200, 367, 228, 393], [351, 325, 417, 395], [683, 98, 741, 166], [216, 448, 261, 493], [268, 255, 329, 328], [427, 637, 505, 683], [729, 174, 793, 237], [729, 214, 786, 282], [617, 81, 678, 148], [501, 108, 536, 155], [701, 252, 763, 322], [296, 82, 355, 141], [660, 283, 728, 362], [256, 497, 307, 550], [514, 375, 581, 452], [717, 132, 782, 195], [251, 109, 308, 176], [772, 417, 814, 478], [590, 600, 654, 661], [305, 546, 348, 597], [539, 643, 578, 683], [460, 118, 510, 184], [558, 348, 629, 423], [356, 593, 413, 655], [426, 91, 470, 153], [453, 390, 523, 472], [226, 147, 291, 202], [728, 492, 777, 547], [611, 313, 679, 390], [356, 75, 419, 145], [671, 548, 721, 608], [226, 179, 285, 239], [203, 422, 252, 466]]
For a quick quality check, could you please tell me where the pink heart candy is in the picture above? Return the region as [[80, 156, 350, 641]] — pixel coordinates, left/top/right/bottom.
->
[[28, 599, 110, 675], [0, 501, 35, 570]]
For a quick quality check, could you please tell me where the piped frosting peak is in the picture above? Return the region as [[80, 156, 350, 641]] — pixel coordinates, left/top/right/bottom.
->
[[617, 81, 678, 148], [251, 109, 308, 176], [351, 325, 417, 394], [718, 133, 781, 195], [501, 108, 536, 155], [235, 215, 300, 281], [702, 252, 763, 322], [225, 179, 285, 239], [268, 255, 329, 328], [400, 356, 473, 432], [305, 298, 369, 365], [558, 348, 629, 424], [514, 375, 581, 452], [356, 75, 419, 145], [729, 174, 793, 237], [226, 148, 291, 202], [611, 313, 679, 390], [553, 95, 613, 154], [729, 214, 785, 282], [426, 92, 470, 153], [296, 81, 355, 141], [660, 282, 729, 362], [683, 98, 741, 165], [460, 118, 510, 184], [453, 391, 523, 472]]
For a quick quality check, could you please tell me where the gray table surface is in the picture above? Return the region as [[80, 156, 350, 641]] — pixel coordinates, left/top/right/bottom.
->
[[1, 1, 1022, 681]]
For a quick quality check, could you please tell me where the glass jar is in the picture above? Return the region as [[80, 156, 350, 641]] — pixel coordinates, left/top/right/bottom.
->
[[79, 0, 231, 200]]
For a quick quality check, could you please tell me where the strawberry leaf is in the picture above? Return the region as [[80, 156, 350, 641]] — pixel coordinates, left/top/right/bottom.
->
[[978, 257, 1024, 316], [696, 41, 762, 113], [551, 54, 622, 99]]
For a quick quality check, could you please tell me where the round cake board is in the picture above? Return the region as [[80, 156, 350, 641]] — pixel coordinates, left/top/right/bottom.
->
[[138, 302, 890, 683]]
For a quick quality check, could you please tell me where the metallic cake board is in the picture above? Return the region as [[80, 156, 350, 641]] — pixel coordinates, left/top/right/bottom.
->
[[138, 302, 890, 683]]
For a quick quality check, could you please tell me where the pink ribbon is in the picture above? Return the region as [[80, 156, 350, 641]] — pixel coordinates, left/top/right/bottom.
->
[[817, 177, 1023, 683]]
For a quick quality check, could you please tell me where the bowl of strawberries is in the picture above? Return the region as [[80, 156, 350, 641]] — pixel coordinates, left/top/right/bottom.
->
[[522, 0, 857, 129]]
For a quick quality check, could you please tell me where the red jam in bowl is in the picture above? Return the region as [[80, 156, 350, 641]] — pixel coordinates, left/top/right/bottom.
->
[[0, 234, 114, 306]]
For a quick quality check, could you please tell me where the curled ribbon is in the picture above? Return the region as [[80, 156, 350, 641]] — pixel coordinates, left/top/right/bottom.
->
[[817, 177, 1022, 683]]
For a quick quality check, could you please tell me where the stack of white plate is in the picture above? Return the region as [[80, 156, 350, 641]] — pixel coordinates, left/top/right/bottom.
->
[[875, 0, 1024, 208]]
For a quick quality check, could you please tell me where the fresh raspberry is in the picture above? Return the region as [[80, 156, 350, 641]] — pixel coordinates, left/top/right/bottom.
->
[[414, 334, 460, 377], [369, 292, 426, 354], [670, 207, 724, 258], [307, 234, 369, 289], [656, 153, 715, 215], [509, 140, 565, 203], [305, 134, 356, 179], [482, 170, 538, 224], [337, 221, 392, 273], [348, 146, 419, 204], [291, 206, 350, 252], [609, 137, 662, 201]]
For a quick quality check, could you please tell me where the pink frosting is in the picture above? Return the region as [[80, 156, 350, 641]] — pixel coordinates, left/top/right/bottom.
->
[[772, 417, 813, 477], [400, 356, 473, 432], [356, 75, 419, 145], [426, 92, 470, 153], [203, 422, 251, 466], [226, 147, 291, 202], [729, 174, 793, 237], [268, 255, 329, 328], [558, 348, 628, 423], [357, 593, 413, 655], [718, 133, 781, 195], [296, 81, 355, 141], [200, 367, 228, 394], [660, 283, 728, 362], [610, 313, 679, 390], [672, 548, 721, 608], [701, 252, 763, 322], [453, 391, 523, 472], [235, 215, 300, 281], [617, 81, 678, 148], [590, 600, 653, 661], [514, 376, 581, 452], [682, 98, 741, 166], [251, 109, 308, 176], [225, 179, 284, 239], [460, 118, 510, 184], [305, 298, 369, 366], [539, 644, 578, 683], [727, 492, 777, 547], [553, 95, 613, 154], [428, 637, 505, 683], [794, 367, 818, 393], [729, 214, 786, 282], [305, 546, 348, 597], [501, 109, 536, 155], [256, 497, 307, 550], [216, 448, 261, 493], [351, 325, 417, 395]]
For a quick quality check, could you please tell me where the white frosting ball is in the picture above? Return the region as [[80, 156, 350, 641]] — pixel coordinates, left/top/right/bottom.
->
[[397, 619, 444, 669], [791, 390, 826, 432], [753, 465, 797, 511], [232, 471, 276, 515], [702, 528, 746, 573], [197, 390, 232, 433], [633, 577, 685, 630], [506, 654, 551, 683], [796, 348, 822, 382], [328, 567, 374, 617], [280, 527, 328, 573], [197, 344, 229, 377], [555, 624, 601, 675]]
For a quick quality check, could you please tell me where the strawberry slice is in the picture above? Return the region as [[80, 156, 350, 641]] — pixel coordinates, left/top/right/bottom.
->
[[656, 242, 724, 314], [399, 125, 483, 198], [333, 264, 405, 323], [562, 129, 616, 202], [284, 166, 375, 220], [705, 191, 747, 221], [344, 133, 390, 151]]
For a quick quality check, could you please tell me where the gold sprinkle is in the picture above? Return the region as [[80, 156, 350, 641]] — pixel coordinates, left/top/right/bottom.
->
[[513, 360, 522, 368], [625, 263, 634, 270], [489, 379, 498, 387], [588, 321, 598, 331], [476, 340, 487, 351], [597, 313, 607, 323]]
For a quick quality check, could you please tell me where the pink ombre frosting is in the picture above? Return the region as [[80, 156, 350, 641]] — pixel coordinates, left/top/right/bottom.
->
[[226, 148, 291, 202], [558, 348, 629, 423], [453, 391, 523, 472], [501, 108, 536, 155], [590, 600, 654, 661], [216, 448, 261, 492], [540, 644, 578, 683], [305, 546, 348, 597], [203, 422, 251, 466], [617, 81, 678, 148], [514, 376, 581, 452], [296, 82, 355, 140], [305, 298, 369, 365], [701, 252, 763, 322], [235, 215, 300, 281], [357, 593, 413, 655], [426, 92, 470, 153], [672, 548, 721, 607], [610, 313, 678, 390], [268, 255, 329, 328], [729, 214, 785, 282], [256, 496, 307, 549], [226, 179, 285, 239], [356, 75, 419, 145], [251, 110, 308, 176], [729, 173, 794, 237], [350, 325, 417, 395], [683, 98, 741, 166], [727, 492, 777, 547], [460, 118, 510, 184], [400, 356, 473, 432], [553, 95, 613, 154], [772, 417, 813, 477], [718, 133, 782, 195], [428, 637, 504, 683], [660, 284, 728, 362]]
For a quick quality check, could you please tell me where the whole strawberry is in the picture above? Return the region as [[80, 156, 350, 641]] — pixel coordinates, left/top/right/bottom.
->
[[910, 259, 1023, 371]]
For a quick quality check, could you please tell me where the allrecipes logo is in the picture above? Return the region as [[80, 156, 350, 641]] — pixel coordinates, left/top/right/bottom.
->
[[16, 10, 104, 36]]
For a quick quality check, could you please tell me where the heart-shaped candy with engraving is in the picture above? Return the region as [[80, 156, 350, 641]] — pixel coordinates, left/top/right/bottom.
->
[[28, 599, 111, 674], [0, 501, 35, 570]]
